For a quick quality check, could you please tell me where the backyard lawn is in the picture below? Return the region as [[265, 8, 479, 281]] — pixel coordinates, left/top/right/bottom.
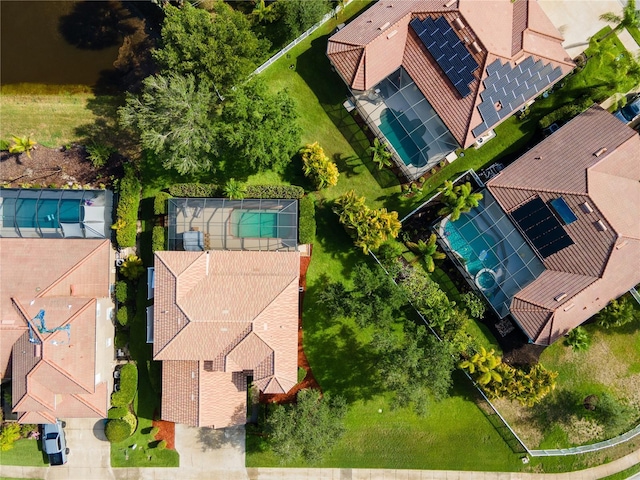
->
[[0, 438, 47, 466]]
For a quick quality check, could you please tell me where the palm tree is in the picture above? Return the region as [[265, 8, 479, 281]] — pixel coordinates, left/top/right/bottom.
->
[[251, 0, 276, 24], [599, 0, 640, 41], [406, 233, 446, 272], [437, 181, 483, 221], [224, 178, 246, 199], [564, 326, 590, 351], [368, 138, 393, 170], [9, 135, 37, 158], [459, 347, 503, 386]]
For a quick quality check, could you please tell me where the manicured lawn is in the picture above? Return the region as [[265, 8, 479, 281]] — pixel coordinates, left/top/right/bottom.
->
[[0, 438, 47, 466]]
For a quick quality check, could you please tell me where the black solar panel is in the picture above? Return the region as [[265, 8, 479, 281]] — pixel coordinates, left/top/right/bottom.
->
[[511, 197, 574, 258], [410, 16, 479, 98]]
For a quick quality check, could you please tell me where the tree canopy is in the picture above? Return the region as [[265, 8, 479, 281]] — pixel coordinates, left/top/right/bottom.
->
[[274, 0, 331, 41], [153, 2, 267, 94]]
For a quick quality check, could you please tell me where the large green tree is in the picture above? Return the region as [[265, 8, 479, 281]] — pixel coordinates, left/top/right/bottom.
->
[[274, 0, 331, 41], [218, 78, 301, 174], [153, 2, 266, 94], [266, 388, 347, 463], [119, 73, 216, 175]]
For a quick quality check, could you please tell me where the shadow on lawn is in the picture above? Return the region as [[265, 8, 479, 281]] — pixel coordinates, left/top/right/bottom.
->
[[313, 201, 362, 278]]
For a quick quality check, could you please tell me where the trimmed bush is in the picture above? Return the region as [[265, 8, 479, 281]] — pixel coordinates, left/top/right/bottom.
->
[[152, 226, 165, 252], [111, 363, 138, 407], [114, 166, 141, 248], [154, 191, 172, 215], [298, 195, 316, 244], [168, 183, 219, 197], [115, 281, 130, 304], [244, 184, 304, 199], [150, 426, 160, 437], [120, 254, 145, 280], [539, 96, 594, 129], [108, 406, 128, 419], [122, 411, 138, 435], [157, 439, 167, 450], [105, 419, 132, 443], [116, 306, 130, 327]]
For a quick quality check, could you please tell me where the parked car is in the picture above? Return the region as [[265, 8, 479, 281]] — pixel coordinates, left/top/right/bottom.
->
[[613, 95, 640, 123], [42, 420, 69, 466]]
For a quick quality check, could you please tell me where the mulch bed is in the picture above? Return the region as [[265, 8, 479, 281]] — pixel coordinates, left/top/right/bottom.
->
[[0, 146, 121, 188], [260, 246, 321, 405], [152, 409, 175, 450]]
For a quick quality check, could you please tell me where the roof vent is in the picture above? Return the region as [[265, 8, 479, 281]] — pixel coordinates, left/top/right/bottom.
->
[[595, 220, 607, 231], [593, 147, 607, 157], [563, 303, 575, 312], [580, 202, 593, 213], [554, 293, 567, 302], [470, 41, 482, 54], [444, 0, 456, 7], [379, 22, 390, 31], [616, 240, 628, 250], [387, 30, 398, 39], [452, 17, 465, 30]]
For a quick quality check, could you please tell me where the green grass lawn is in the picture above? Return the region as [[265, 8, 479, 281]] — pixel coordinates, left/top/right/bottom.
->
[[0, 438, 47, 466], [600, 462, 640, 480]]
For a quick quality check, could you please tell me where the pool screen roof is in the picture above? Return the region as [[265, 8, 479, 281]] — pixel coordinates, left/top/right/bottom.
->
[[167, 198, 298, 252], [510, 197, 574, 258]]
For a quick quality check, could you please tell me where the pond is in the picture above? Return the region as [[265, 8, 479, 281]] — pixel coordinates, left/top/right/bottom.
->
[[0, 1, 124, 86]]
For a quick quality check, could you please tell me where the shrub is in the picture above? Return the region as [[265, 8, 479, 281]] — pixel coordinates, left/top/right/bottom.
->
[[564, 326, 590, 351], [298, 195, 316, 244], [113, 165, 141, 248], [460, 292, 486, 319], [152, 226, 165, 252], [597, 297, 637, 329], [116, 305, 130, 327], [108, 406, 128, 419], [86, 143, 115, 168], [111, 363, 138, 407], [592, 392, 633, 434], [150, 427, 159, 437], [300, 142, 339, 189], [244, 184, 304, 199], [120, 255, 145, 280], [115, 281, 130, 304], [168, 183, 219, 197], [157, 439, 167, 450], [122, 411, 138, 435], [154, 191, 172, 215], [105, 419, 132, 443], [19, 424, 36, 438], [0, 423, 21, 451], [539, 96, 594, 129]]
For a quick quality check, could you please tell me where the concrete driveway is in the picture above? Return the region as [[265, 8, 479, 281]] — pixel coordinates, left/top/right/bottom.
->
[[538, 0, 638, 58]]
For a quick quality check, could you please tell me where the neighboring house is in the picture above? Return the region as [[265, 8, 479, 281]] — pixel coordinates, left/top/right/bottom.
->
[[153, 250, 300, 428], [327, 0, 574, 179], [438, 106, 640, 345], [0, 238, 115, 424]]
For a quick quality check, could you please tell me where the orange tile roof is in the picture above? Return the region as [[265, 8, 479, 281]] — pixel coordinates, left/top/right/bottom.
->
[[154, 250, 300, 427], [1, 238, 112, 421], [327, 0, 574, 148], [487, 106, 640, 344]]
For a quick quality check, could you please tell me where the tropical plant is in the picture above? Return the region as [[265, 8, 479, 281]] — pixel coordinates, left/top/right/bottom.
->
[[251, 0, 277, 23], [9, 135, 37, 158], [223, 178, 246, 199], [599, 0, 640, 41], [564, 326, 590, 351], [597, 297, 638, 329], [86, 142, 115, 168], [437, 181, 483, 221], [368, 137, 393, 170], [405, 233, 446, 272], [460, 291, 486, 319], [300, 142, 339, 189], [459, 346, 503, 386], [120, 255, 145, 281]]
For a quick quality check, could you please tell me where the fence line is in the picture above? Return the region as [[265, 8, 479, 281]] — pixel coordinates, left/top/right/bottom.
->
[[529, 423, 640, 456], [253, 2, 346, 76]]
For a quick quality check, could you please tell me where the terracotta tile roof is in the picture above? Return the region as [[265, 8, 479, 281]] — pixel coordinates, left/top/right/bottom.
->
[[487, 106, 640, 344], [18, 410, 57, 425], [199, 371, 247, 428], [327, 0, 574, 148], [154, 250, 300, 427], [1, 238, 112, 421]]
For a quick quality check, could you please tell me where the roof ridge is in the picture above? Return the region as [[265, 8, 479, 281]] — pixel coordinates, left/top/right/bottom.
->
[[12, 299, 44, 343], [512, 296, 552, 311], [71, 390, 106, 417], [251, 276, 299, 326], [37, 240, 109, 298], [14, 375, 52, 412]]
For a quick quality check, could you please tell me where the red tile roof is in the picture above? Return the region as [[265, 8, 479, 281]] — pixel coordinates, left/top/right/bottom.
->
[[327, 0, 574, 148], [1, 239, 112, 421], [154, 250, 300, 428], [487, 106, 640, 344]]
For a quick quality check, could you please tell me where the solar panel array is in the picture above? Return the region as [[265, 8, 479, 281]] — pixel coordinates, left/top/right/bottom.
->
[[510, 197, 574, 259], [410, 16, 478, 97], [472, 57, 564, 137]]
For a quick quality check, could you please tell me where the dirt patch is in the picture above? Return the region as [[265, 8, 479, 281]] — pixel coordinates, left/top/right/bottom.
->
[[152, 409, 175, 450], [260, 247, 321, 405], [0, 146, 121, 188]]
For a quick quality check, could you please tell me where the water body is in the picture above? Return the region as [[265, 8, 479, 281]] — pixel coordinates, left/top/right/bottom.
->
[[0, 1, 123, 86]]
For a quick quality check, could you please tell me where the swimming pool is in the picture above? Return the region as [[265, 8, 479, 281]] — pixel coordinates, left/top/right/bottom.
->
[[231, 210, 278, 238], [443, 215, 500, 276], [5, 198, 82, 228]]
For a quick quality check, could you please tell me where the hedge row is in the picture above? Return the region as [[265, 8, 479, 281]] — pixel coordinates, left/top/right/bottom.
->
[[152, 226, 165, 252], [114, 166, 141, 248], [298, 195, 316, 244], [116, 305, 130, 327], [245, 185, 304, 199], [108, 406, 128, 419], [539, 92, 608, 129], [111, 363, 138, 407], [168, 183, 219, 197], [154, 191, 172, 215], [115, 281, 130, 304]]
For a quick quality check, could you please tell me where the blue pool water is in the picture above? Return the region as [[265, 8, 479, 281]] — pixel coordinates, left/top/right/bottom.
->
[[9, 198, 81, 228], [443, 215, 499, 275], [476, 270, 497, 289], [378, 109, 427, 167]]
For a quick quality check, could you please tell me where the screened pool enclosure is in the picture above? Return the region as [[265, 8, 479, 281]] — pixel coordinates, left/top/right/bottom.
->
[[167, 198, 298, 252], [0, 188, 113, 239]]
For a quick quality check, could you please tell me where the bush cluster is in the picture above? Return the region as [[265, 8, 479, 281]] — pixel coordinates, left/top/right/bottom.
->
[[105, 419, 131, 443], [108, 406, 128, 419], [300, 142, 339, 189], [298, 195, 316, 244], [244, 184, 304, 199], [116, 305, 130, 327], [157, 439, 167, 450], [86, 143, 115, 168], [120, 255, 145, 281], [168, 183, 219, 197], [0, 423, 21, 451], [539, 92, 606, 129], [152, 226, 165, 252], [154, 192, 172, 215], [114, 166, 141, 248], [122, 411, 138, 435], [111, 363, 138, 407], [115, 281, 130, 304]]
